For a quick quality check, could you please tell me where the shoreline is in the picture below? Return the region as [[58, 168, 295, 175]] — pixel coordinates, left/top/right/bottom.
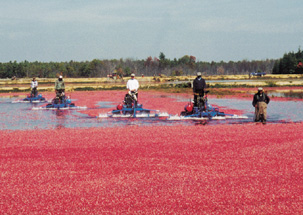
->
[[0, 74, 303, 93]]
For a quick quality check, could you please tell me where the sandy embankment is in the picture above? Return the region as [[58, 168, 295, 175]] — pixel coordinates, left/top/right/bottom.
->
[[1, 74, 303, 92]]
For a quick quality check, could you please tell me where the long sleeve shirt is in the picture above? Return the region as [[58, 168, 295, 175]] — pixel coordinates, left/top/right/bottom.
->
[[193, 77, 206, 93], [55, 80, 65, 90], [126, 79, 139, 91], [31, 81, 38, 88]]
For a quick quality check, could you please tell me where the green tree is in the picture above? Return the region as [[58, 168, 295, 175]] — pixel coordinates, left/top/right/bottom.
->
[[79, 63, 90, 77], [159, 52, 165, 61], [159, 52, 169, 69], [272, 60, 280, 74], [124, 67, 131, 76], [273, 48, 303, 74], [88, 59, 102, 77]]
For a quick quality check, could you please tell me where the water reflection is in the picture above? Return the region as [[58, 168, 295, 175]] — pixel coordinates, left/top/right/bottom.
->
[[194, 120, 208, 126], [210, 98, 303, 123], [1, 94, 303, 131], [55, 110, 67, 129], [267, 91, 303, 99]]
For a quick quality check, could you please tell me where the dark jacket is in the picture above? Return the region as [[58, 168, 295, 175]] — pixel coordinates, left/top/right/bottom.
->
[[252, 92, 270, 106], [193, 77, 206, 94]]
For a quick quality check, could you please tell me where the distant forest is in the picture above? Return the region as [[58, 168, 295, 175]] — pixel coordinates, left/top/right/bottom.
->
[[273, 48, 303, 74], [0, 50, 302, 79]]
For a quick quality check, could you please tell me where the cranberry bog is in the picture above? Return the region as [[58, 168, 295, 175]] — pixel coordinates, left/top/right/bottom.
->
[[1, 89, 303, 214]]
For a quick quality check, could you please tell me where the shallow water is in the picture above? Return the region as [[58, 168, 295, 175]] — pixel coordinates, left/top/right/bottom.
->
[[267, 91, 303, 99], [156, 94, 303, 123], [210, 98, 303, 122], [0, 94, 302, 130], [0, 98, 179, 130]]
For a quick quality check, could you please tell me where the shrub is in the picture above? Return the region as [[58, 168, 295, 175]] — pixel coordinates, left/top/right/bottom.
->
[[265, 81, 277, 87]]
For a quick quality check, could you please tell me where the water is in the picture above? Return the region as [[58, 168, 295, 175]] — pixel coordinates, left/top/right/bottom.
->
[[0, 94, 302, 130], [158, 93, 303, 123], [0, 98, 179, 130], [0, 98, 88, 130], [209, 98, 303, 123], [267, 91, 303, 99]]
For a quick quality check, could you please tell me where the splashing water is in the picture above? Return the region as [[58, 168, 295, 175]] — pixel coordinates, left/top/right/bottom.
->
[[1, 94, 302, 130]]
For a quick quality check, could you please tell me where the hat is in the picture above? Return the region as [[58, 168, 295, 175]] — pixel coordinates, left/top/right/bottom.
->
[[59, 75, 63, 79], [258, 87, 263, 91], [197, 72, 202, 76], [131, 73, 135, 77]]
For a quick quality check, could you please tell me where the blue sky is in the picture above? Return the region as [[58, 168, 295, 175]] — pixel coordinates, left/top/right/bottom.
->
[[0, 0, 302, 62]]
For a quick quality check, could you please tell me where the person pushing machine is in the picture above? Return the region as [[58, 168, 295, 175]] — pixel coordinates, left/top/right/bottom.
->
[[55, 75, 65, 103], [31, 77, 38, 97], [193, 72, 206, 108], [126, 73, 139, 106]]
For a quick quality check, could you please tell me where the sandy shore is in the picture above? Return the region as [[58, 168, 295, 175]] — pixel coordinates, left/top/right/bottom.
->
[[1, 74, 303, 92]]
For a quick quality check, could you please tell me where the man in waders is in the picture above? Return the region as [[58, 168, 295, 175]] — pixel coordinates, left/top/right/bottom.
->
[[252, 87, 270, 124]]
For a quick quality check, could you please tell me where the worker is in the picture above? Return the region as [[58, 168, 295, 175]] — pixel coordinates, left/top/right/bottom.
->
[[55, 75, 65, 103], [31, 77, 38, 97], [252, 87, 270, 123], [193, 72, 206, 108], [126, 73, 139, 106]]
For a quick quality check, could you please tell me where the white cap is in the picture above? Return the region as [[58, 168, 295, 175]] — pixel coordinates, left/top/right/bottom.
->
[[131, 73, 135, 77], [59, 75, 63, 78], [197, 72, 202, 76], [258, 87, 263, 91]]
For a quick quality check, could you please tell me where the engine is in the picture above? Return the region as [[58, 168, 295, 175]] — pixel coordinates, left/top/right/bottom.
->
[[184, 103, 193, 113], [117, 103, 123, 110]]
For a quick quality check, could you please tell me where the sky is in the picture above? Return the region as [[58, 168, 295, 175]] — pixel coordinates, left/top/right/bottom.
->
[[0, 0, 303, 63]]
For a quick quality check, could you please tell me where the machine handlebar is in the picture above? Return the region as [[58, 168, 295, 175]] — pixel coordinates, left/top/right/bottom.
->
[[194, 90, 209, 96]]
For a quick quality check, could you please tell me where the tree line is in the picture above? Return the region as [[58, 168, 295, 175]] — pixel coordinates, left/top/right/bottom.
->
[[0, 52, 278, 79], [272, 48, 303, 74]]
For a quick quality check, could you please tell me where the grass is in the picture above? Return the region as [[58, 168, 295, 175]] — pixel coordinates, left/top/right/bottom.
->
[[209, 83, 257, 88], [1, 74, 303, 93], [1, 74, 302, 84], [265, 81, 278, 87]]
